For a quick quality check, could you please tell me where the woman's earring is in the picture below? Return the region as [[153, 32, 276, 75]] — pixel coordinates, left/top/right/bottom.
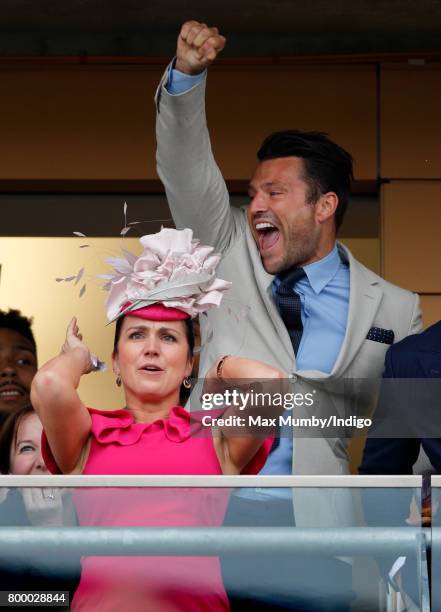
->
[[116, 375, 122, 387], [183, 377, 191, 389]]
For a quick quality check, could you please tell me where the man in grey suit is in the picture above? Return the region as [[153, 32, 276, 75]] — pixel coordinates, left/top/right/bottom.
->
[[155, 21, 422, 610]]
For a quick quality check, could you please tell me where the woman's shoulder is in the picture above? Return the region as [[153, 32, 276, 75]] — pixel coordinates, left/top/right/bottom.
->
[[41, 407, 133, 474]]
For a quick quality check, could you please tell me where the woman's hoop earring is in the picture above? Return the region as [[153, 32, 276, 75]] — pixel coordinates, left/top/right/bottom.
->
[[183, 377, 191, 389], [116, 375, 122, 387]]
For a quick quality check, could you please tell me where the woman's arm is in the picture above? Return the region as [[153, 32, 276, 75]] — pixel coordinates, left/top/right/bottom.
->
[[31, 318, 93, 473], [206, 356, 286, 474]]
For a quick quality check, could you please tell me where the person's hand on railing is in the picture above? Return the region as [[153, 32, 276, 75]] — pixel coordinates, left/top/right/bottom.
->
[[405, 495, 439, 526], [22, 487, 67, 527]]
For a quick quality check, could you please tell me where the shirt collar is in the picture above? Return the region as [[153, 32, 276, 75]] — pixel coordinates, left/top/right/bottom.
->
[[302, 244, 341, 295]]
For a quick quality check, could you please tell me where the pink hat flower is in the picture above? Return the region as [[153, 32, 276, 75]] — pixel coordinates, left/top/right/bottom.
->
[[103, 228, 231, 322]]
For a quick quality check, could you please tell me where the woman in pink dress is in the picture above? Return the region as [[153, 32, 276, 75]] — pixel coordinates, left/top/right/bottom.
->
[[31, 228, 281, 612]]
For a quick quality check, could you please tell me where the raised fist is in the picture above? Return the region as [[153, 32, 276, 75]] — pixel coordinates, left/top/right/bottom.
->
[[176, 21, 226, 75]]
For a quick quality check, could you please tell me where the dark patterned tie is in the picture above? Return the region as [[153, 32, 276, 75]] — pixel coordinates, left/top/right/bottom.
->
[[270, 267, 306, 452], [274, 267, 306, 356]]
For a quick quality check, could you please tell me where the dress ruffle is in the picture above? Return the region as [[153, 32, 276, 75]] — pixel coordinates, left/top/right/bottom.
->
[[41, 405, 195, 474], [89, 405, 192, 445], [42, 405, 273, 476]]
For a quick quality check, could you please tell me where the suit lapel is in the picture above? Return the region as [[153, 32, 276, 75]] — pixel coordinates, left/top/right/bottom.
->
[[331, 243, 383, 377]]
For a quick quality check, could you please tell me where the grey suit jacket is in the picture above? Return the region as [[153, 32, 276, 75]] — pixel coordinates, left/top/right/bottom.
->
[[155, 70, 422, 524]]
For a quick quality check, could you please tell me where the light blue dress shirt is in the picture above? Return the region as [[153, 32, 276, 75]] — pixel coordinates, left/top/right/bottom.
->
[[167, 62, 206, 95]]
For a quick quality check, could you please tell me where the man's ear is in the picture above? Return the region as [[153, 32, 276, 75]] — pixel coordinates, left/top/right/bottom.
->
[[316, 192, 338, 224]]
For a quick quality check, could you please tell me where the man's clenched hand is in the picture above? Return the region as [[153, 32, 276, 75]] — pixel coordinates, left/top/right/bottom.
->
[[176, 21, 226, 75]]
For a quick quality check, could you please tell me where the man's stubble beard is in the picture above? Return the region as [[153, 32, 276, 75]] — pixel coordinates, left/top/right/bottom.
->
[[265, 222, 321, 275]]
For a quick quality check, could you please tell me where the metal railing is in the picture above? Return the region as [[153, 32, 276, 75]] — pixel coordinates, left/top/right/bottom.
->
[[0, 474, 423, 487], [0, 526, 428, 557], [0, 475, 429, 611]]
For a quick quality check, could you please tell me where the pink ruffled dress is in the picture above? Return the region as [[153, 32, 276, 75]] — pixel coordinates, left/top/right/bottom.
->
[[42, 406, 271, 612]]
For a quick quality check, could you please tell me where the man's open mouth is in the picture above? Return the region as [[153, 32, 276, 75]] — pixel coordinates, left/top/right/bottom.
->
[[255, 222, 280, 252]]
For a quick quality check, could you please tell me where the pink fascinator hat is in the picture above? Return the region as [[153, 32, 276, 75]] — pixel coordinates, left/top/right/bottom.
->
[[119, 302, 189, 322], [102, 228, 231, 322]]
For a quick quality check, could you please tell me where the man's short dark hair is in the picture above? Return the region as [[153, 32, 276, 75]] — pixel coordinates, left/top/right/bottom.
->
[[257, 130, 354, 229], [0, 309, 36, 351]]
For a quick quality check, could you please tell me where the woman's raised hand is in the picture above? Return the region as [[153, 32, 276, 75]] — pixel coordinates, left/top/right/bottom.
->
[[61, 317, 95, 374]]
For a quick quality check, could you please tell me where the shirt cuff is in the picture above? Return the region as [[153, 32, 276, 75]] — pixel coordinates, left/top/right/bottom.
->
[[166, 57, 206, 95]]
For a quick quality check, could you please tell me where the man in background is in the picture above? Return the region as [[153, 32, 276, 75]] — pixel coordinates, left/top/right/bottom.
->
[[0, 309, 37, 429], [360, 321, 441, 607], [360, 319, 441, 476]]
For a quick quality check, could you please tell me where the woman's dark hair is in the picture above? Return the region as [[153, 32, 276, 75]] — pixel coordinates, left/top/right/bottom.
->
[[113, 316, 195, 358], [257, 129, 354, 230], [183, 318, 195, 358], [0, 404, 35, 474]]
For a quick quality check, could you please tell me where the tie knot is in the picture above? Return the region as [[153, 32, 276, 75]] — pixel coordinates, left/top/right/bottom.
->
[[277, 267, 306, 291]]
